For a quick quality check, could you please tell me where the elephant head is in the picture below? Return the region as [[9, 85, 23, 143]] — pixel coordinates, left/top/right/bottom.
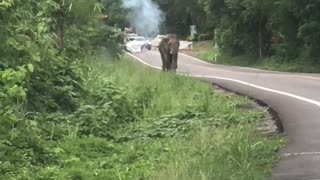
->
[[158, 34, 180, 72]]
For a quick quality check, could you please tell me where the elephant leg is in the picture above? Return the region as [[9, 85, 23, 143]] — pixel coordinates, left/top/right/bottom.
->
[[159, 51, 166, 71], [164, 53, 170, 72], [167, 52, 173, 71], [167, 36, 180, 72], [159, 48, 168, 72], [158, 38, 171, 72], [171, 52, 178, 72]]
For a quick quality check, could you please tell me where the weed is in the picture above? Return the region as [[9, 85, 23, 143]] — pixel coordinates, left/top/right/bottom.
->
[[1, 57, 283, 180]]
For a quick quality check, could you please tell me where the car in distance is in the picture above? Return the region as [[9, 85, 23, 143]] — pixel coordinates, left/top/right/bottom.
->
[[125, 36, 152, 52]]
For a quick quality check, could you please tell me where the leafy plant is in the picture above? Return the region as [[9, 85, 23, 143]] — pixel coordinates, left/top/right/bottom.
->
[[0, 1, 283, 179]]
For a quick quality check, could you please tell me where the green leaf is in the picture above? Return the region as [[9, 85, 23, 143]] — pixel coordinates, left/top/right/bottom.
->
[[27, 64, 34, 72], [33, 55, 41, 62]]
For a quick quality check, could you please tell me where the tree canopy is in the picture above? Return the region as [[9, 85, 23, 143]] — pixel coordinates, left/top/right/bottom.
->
[[153, 0, 320, 60]]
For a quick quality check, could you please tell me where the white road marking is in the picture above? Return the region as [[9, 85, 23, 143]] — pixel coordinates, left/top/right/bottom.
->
[[180, 52, 320, 80], [126, 52, 161, 70], [180, 53, 269, 72], [180, 53, 212, 65], [126, 52, 320, 108], [281, 152, 320, 158]]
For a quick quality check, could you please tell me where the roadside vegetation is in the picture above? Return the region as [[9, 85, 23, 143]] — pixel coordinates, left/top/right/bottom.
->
[[185, 41, 320, 73], [154, 0, 320, 73], [1, 56, 283, 179], [1, 0, 284, 179]]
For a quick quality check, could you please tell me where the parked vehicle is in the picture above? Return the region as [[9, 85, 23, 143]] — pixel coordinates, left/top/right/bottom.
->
[[125, 36, 152, 52]]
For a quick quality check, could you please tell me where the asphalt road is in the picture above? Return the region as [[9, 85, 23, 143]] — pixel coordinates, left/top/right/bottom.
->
[[127, 50, 320, 180]]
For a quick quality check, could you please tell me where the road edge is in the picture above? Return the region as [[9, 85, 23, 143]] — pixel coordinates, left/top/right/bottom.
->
[[125, 52, 284, 135]]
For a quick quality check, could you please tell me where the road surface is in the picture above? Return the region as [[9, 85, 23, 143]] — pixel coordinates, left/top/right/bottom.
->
[[127, 50, 320, 180]]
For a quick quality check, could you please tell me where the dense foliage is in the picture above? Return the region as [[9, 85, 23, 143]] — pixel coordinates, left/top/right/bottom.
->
[[1, 56, 282, 179], [96, 0, 320, 69], [154, 0, 320, 66], [1, 0, 283, 179], [0, 0, 123, 177]]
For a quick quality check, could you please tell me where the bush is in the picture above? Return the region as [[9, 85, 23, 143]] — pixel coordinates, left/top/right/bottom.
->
[[198, 33, 213, 41]]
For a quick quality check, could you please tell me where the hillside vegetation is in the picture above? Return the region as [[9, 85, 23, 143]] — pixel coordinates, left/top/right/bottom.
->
[[1, 56, 283, 179], [1, 0, 283, 179], [187, 41, 320, 72], [154, 0, 320, 72]]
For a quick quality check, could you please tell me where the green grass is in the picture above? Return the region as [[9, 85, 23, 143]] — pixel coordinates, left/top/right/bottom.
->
[[151, 127, 281, 180], [90, 57, 283, 179], [1, 56, 284, 180], [190, 41, 216, 63], [189, 41, 320, 73]]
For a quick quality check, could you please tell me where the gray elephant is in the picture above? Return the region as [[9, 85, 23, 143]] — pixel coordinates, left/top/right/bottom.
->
[[158, 34, 180, 72]]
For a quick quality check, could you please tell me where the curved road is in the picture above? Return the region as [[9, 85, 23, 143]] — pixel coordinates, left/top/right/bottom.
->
[[127, 50, 320, 180]]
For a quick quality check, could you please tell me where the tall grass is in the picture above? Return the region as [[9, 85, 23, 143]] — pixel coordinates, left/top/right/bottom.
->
[[4, 56, 283, 180], [151, 126, 281, 180], [85, 56, 283, 179], [89, 57, 252, 119], [191, 41, 216, 62]]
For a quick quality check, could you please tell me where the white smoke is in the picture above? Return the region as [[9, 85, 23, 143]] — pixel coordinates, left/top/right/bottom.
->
[[122, 0, 164, 37]]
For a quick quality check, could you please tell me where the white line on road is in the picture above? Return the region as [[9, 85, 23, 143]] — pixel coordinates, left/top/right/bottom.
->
[[180, 53, 267, 72], [179, 53, 211, 65], [126, 52, 161, 70], [126, 52, 320, 108], [181, 52, 320, 80], [281, 152, 320, 158]]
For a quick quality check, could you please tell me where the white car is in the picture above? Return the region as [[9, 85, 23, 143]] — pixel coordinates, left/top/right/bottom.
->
[[125, 36, 152, 53]]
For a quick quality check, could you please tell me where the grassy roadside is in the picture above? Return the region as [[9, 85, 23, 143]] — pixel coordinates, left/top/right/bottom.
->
[[2, 56, 284, 180], [84, 57, 284, 179], [185, 41, 320, 73]]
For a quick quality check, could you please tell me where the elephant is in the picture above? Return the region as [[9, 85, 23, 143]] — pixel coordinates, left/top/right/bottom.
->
[[158, 34, 180, 72]]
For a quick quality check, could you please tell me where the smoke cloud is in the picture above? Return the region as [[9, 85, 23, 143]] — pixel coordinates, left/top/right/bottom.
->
[[122, 0, 164, 37]]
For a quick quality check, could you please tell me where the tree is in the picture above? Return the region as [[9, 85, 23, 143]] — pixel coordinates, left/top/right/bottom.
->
[[155, 0, 208, 37]]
